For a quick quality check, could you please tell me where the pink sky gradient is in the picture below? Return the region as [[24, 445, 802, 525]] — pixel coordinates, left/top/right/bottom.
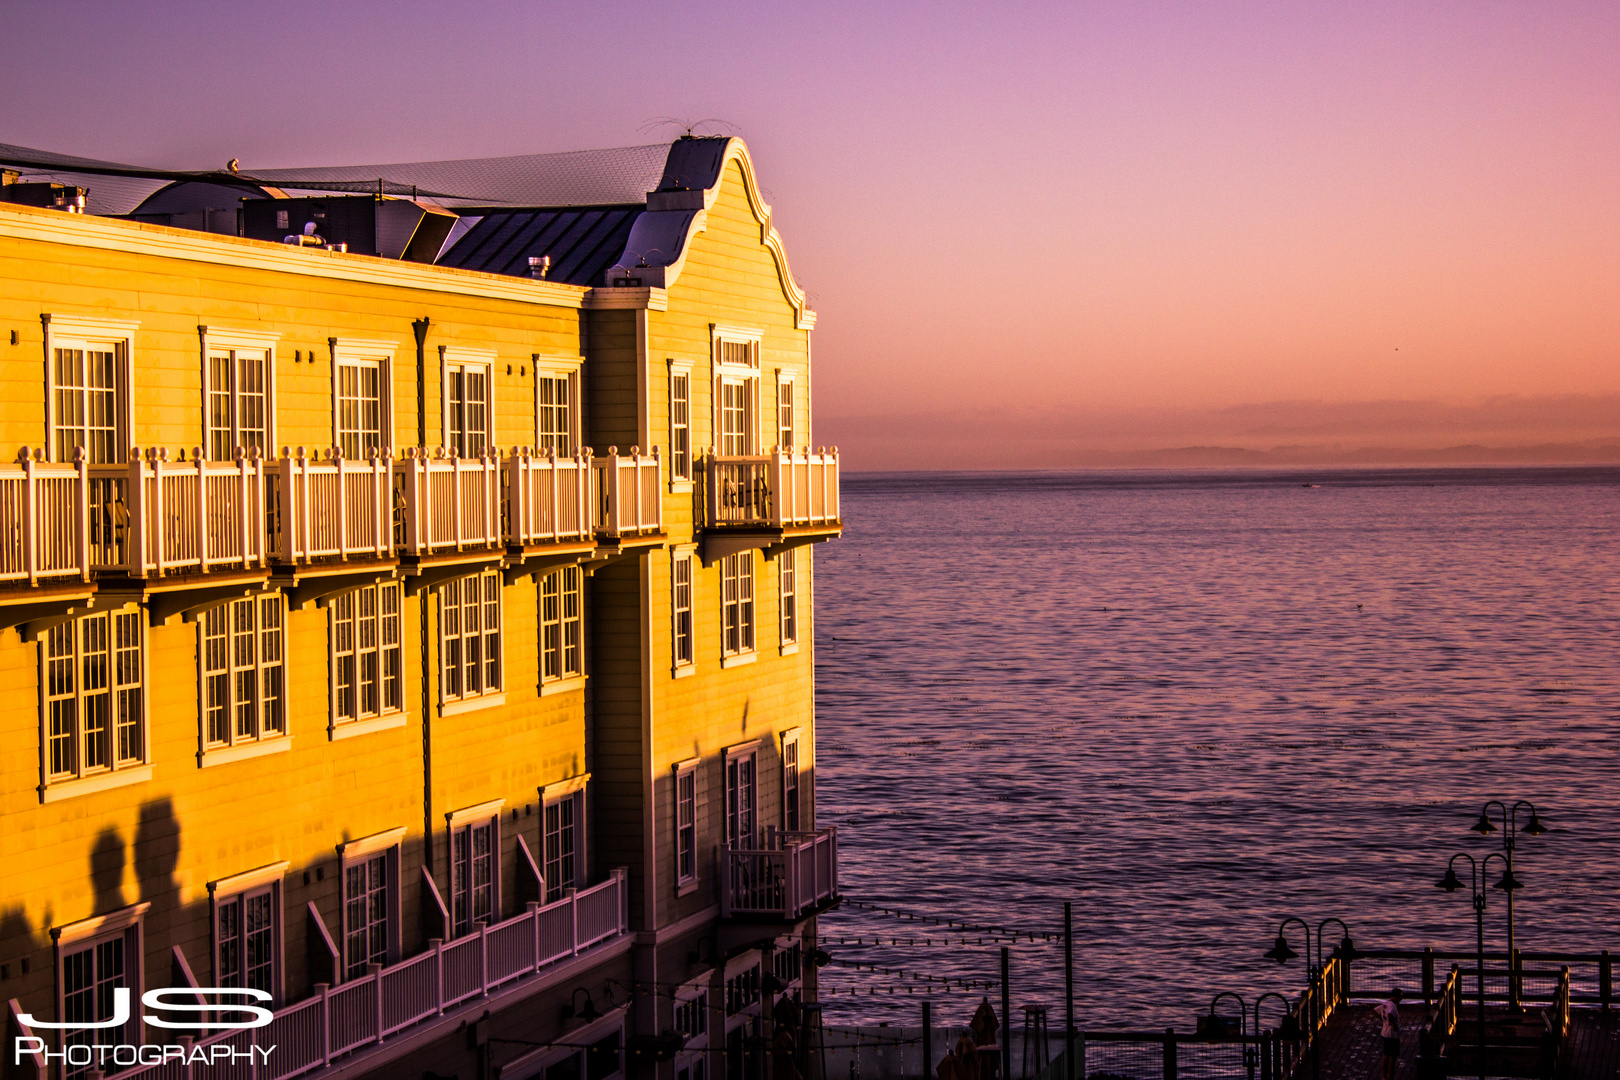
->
[[4, 0, 1617, 468]]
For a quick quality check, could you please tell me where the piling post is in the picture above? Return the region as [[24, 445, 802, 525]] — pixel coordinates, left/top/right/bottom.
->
[[1601, 951, 1613, 1011], [1002, 947, 1012, 1080], [1259, 1033, 1272, 1080], [923, 999, 932, 1080], [1065, 902, 1076, 1080], [1422, 948, 1435, 1006], [1163, 1029, 1177, 1080]]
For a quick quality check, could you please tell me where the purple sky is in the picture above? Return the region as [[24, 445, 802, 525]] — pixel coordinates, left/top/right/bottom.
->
[[5, 1, 1618, 468]]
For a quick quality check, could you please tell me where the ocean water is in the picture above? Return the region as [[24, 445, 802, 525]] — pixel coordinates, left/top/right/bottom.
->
[[811, 467, 1620, 1033]]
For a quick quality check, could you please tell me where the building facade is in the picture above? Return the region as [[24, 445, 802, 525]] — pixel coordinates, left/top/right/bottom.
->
[[0, 136, 840, 1080]]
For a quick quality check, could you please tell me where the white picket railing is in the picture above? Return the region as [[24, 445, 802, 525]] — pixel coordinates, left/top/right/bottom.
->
[[271, 448, 396, 564], [507, 448, 596, 547], [0, 449, 90, 585], [93, 448, 270, 577], [707, 448, 839, 530], [720, 826, 838, 921], [593, 446, 663, 539], [393, 448, 504, 556], [101, 869, 628, 1080]]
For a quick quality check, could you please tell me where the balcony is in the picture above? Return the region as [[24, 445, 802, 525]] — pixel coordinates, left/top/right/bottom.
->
[[720, 826, 839, 922], [703, 447, 840, 563], [593, 445, 664, 544], [71, 870, 630, 1080]]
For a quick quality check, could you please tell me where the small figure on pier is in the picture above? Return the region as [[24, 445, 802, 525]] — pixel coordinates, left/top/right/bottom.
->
[[1374, 987, 1403, 1080], [971, 998, 999, 1048]]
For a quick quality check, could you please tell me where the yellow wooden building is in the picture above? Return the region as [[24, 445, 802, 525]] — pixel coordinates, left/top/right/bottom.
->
[[0, 135, 840, 1080]]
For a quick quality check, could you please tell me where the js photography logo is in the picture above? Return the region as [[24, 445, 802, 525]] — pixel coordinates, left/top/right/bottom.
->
[[14, 987, 276, 1069]]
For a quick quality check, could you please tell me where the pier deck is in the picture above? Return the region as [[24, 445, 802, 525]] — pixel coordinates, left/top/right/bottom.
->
[[1306, 1006, 1620, 1080]]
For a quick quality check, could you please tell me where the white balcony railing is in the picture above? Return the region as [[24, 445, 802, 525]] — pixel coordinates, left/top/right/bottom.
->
[[720, 826, 838, 921], [394, 447, 503, 557], [271, 448, 396, 564], [707, 448, 840, 530], [93, 870, 628, 1080], [593, 446, 663, 539], [0, 449, 90, 586], [507, 448, 596, 547], [86, 449, 270, 577]]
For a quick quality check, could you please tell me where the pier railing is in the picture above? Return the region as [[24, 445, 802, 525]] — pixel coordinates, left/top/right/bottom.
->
[[89, 869, 628, 1080], [1343, 948, 1616, 1008], [706, 448, 839, 530], [721, 825, 838, 921]]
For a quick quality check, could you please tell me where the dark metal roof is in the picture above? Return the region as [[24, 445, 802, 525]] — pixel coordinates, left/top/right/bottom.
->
[[437, 205, 644, 286]]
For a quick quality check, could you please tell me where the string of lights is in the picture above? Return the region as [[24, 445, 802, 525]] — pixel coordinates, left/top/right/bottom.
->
[[823, 957, 998, 990], [837, 899, 1065, 943]]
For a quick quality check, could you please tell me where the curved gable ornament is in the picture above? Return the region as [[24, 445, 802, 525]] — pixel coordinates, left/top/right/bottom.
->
[[606, 138, 816, 330]]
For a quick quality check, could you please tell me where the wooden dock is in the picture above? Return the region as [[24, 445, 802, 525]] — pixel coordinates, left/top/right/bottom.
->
[[1297, 1005, 1619, 1080]]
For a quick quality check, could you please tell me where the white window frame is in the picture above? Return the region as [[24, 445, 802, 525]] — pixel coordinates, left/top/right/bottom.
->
[[673, 976, 711, 1063], [719, 552, 755, 666], [200, 325, 279, 462], [50, 902, 150, 1061], [539, 565, 585, 692], [447, 799, 504, 937], [540, 774, 588, 903], [440, 346, 495, 458], [41, 314, 137, 465], [38, 604, 151, 803], [668, 361, 693, 486], [711, 326, 761, 459], [330, 338, 396, 462], [198, 592, 291, 767], [533, 361, 581, 456], [778, 549, 799, 654], [672, 547, 696, 676], [780, 728, 803, 834], [439, 569, 505, 715], [673, 756, 699, 893], [338, 827, 404, 980], [722, 741, 759, 851], [775, 371, 795, 452], [208, 861, 288, 1004], [328, 581, 407, 739]]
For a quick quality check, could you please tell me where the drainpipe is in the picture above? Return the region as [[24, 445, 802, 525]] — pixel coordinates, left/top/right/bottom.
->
[[412, 317, 433, 873]]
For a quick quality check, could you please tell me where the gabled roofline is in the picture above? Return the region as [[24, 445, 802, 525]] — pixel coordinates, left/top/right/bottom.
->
[[607, 138, 816, 330]]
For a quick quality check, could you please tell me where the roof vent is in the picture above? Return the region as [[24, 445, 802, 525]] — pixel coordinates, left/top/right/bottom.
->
[[529, 255, 551, 279]]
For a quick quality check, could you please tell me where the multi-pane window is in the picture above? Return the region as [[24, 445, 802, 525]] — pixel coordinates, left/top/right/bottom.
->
[[725, 751, 756, 850], [779, 550, 798, 646], [52, 342, 122, 464], [202, 596, 285, 748], [537, 375, 572, 455], [777, 380, 794, 451], [446, 363, 489, 457], [544, 794, 578, 902], [718, 381, 752, 457], [217, 887, 276, 997], [721, 553, 755, 657], [675, 992, 708, 1037], [670, 372, 691, 480], [208, 348, 269, 461], [44, 609, 144, 782], [782, 734, 801, 833], [676, 762, 698, 885], [344, 852, 390, 978], [60, 927, 139, 1075], [540, 566, 583, 682], [441, 570, 502, 703], [331, 583, 403, 724], [337, 358, 384, 460], [673, 554, 694, 669], [451, 819, 495, 936]]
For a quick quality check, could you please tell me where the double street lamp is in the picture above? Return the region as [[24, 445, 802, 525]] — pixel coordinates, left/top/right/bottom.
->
[[1261, 918, 1358, 1080], [1436, 852, 1509, 1080], [1468, 800, 1547, 1008]]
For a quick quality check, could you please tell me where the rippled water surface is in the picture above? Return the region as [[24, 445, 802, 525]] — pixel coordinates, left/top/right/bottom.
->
[[812, 467, 1620, 1031]]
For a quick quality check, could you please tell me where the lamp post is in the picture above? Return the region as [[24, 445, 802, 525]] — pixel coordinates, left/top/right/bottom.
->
[[1200, 993, 1250, 1080], [1254, 992, 1297, 1080], [1436, 852, 1510, 1080], [1469, 800, 1547, 1009], [1262, 919, 1356, 1080]]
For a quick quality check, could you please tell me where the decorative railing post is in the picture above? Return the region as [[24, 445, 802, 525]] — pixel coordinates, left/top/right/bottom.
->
[[568, 886, 580, 955], [18, 448, 38, 584], [332, 446, 349, 559], [430, 938, 445, 1015], [369, 962, 383, 1043], [74, 447, 90, 581], [314, 982, 332, 1066], [1162, 1028, 1177, 1080], [374, 448, 390, 557], [1422, 947, 1435, 1005], [130, 450, 151, 576], [771, 448, 787, 528]]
